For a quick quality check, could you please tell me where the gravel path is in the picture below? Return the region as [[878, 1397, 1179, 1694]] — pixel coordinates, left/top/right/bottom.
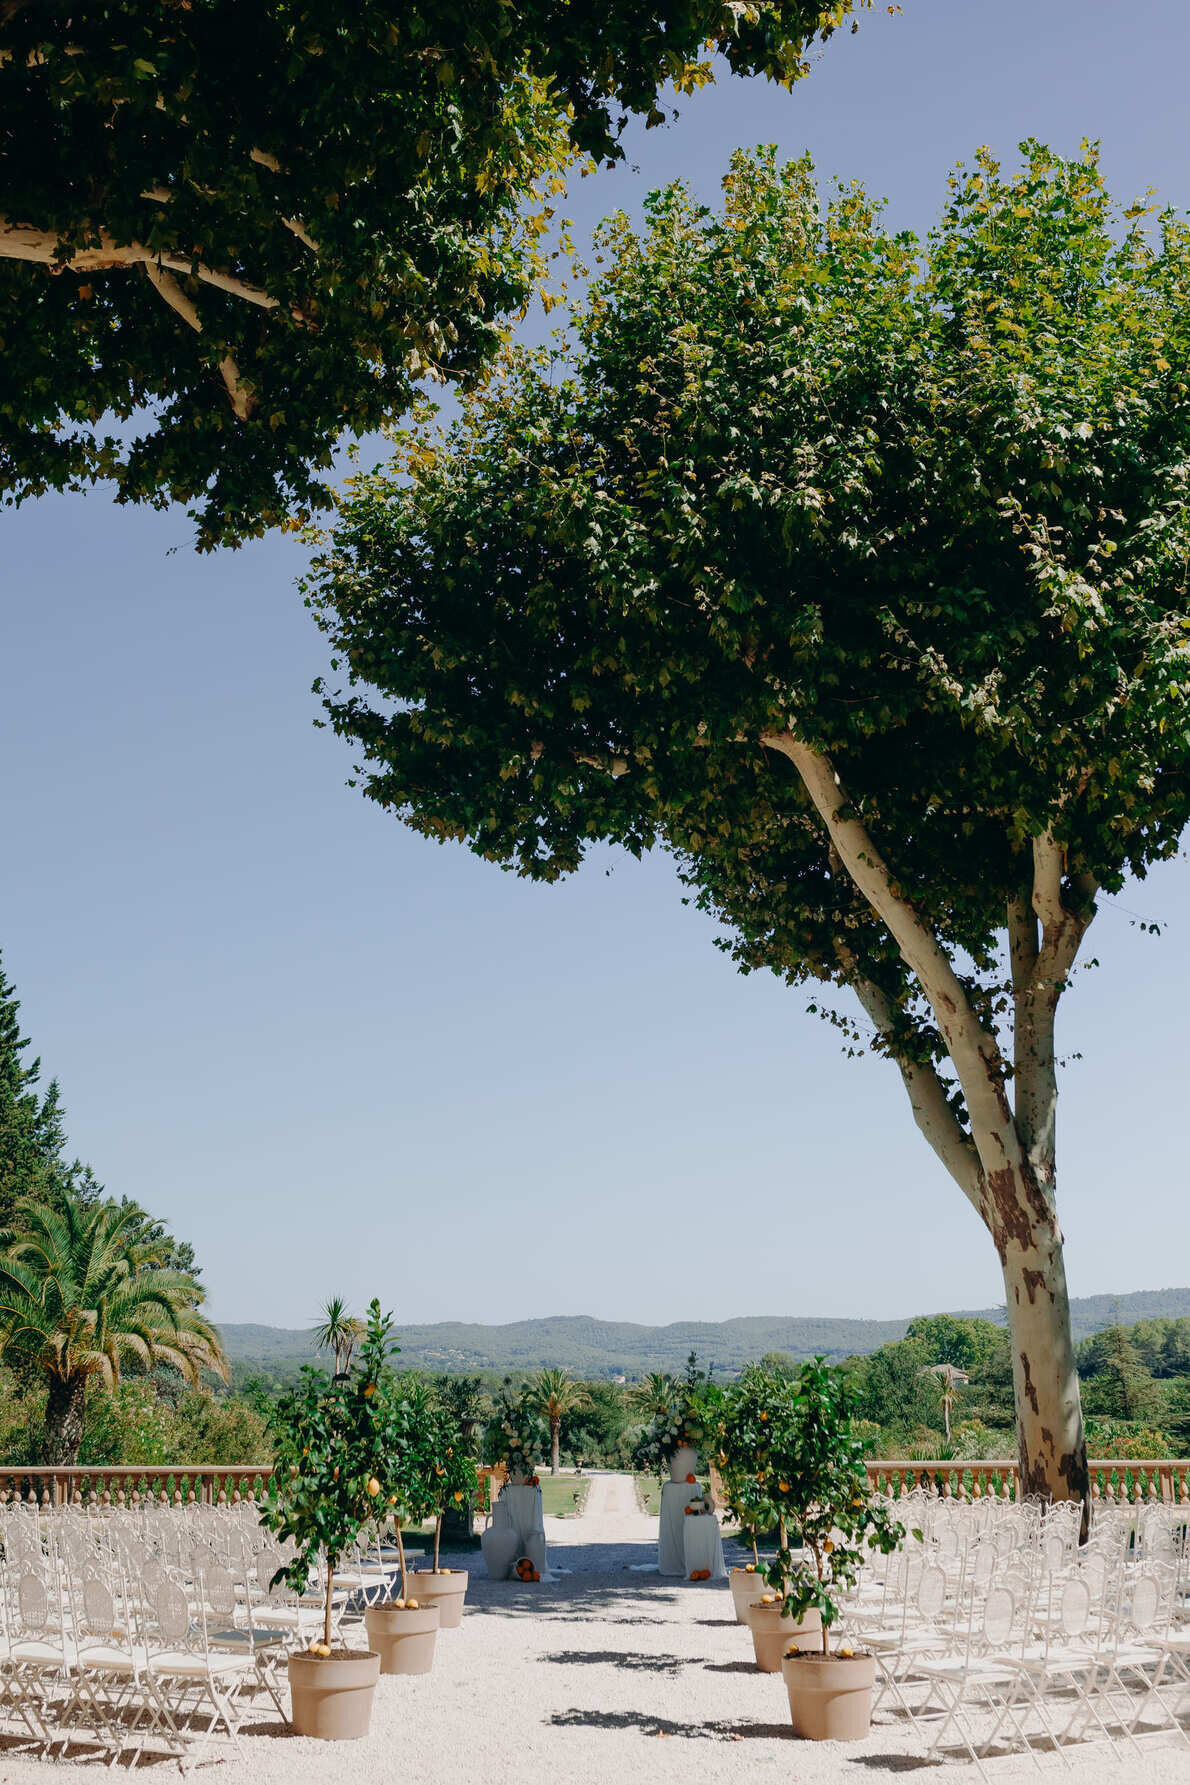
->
[[1, 1473, 1183, 1782]]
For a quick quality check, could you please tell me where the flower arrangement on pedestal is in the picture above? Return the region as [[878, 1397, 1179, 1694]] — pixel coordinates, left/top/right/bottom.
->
[[630, 1352, 718, 1476], [483, 1379, 548, 1483]]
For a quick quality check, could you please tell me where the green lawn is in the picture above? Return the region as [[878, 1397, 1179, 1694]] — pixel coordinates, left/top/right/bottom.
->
[[538, 1475, 591, 1518]]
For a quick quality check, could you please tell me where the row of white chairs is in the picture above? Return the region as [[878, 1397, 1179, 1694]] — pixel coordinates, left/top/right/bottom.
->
[[0, 1502, 402, 1765], [842, 1495, 1190, 1776]]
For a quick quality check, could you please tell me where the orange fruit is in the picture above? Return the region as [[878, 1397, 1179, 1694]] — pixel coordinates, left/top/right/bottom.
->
[[685, 1473, 696, 1484]]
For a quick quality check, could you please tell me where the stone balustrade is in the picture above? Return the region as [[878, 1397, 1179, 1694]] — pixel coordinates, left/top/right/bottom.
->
[[867, 1459, 1190, 1505], [0, 1465, 273, 1508], [3, 1458, 1187, 1512], [1, 1462, 509, 1514]]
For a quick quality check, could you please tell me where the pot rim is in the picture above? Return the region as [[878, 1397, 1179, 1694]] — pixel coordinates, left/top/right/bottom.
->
[[288, 1648, 380, 1669], [781, 1648, 875, 1671], [364, 1602, 442, 1622]]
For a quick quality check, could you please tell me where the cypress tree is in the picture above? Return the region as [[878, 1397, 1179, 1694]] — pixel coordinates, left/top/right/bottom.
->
[[0, 950, 54, 1225]]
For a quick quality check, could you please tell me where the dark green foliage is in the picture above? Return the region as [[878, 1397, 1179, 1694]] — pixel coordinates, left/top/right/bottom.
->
[[905, 1315, 1002, 1374], [0, 0, 865, 546], [0, 950, 95, 1228], [1078, 1323, 1163, 1424], [563, 1380, 633, 1464], [847, 1338, 938, 1433]]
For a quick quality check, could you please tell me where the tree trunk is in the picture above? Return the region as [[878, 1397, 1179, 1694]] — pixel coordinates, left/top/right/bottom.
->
[[551, 1421, 560, 1476], [41, 1371, 87, 1466], [996, 1198, 1088, 1530]]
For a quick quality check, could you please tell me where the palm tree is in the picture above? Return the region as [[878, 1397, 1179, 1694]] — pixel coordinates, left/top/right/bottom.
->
[[313, 1296, 366, 1378], [533, 1368, 589, 1475], [921, 1362, 968, 1442], [0, 1193, 226, 1465], [628, 1371, 681, 1420]]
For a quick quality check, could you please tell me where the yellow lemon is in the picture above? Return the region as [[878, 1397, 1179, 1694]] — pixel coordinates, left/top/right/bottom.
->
[[824, 1539, 835, 1554], [367, 1477, 381, 1497], [407, 1599, 419, 1610]]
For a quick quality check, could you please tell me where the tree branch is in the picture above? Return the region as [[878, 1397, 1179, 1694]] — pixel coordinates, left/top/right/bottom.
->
[[140, 262, 256, 421], [762, 730, 1019, 1208], [848, 970, 983, 1207], [1012, 831, 1097, 1182], [0, 221, 281, 309]]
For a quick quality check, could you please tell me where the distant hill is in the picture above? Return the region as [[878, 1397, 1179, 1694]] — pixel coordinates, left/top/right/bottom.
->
[[218, 1287, 1190, 1381]]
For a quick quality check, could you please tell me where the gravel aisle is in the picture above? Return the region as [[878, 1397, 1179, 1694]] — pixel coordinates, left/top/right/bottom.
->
[[1, 1474, 1182, 1783]]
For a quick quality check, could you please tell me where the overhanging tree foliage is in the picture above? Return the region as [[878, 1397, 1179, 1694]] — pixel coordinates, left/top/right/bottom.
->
[[305, 144, 1190, 1514], [0, 0, 868, 546]]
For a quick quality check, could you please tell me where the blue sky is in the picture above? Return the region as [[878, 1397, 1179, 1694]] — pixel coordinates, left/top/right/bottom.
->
[[2, 0, 1187, 1329]]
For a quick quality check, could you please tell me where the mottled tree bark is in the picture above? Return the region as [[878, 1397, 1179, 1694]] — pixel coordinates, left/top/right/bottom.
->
[[768, 733, 1096, 1522]]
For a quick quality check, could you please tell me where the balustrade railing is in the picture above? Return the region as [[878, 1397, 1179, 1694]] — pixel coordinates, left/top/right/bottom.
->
[[866, 1459, 1190, 1505], [0, 1462, 508, 1514], [3, 1458, 1187, 1512], [0, 1465, 272, 1508]]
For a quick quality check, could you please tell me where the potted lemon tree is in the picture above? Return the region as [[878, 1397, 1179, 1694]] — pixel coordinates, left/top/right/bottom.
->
[[364, 1376, 444, 1676], [714, 1364, 786, 1624], [407, 1401, 479, 1628], [773, 1360, 902, 1740], [261, 1299, 401, 1740]]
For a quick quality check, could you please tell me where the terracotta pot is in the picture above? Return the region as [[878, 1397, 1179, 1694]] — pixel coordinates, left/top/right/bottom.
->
[[363, 1602, 441, 1676], [408, 1569, 468, 1629], [668, 1445, 699, 1484], [729, 1566, 767, 1624], [782, 1650, 875, 1741], [743, 1598, 822, 1673], [287, 1649, 380, 1740]]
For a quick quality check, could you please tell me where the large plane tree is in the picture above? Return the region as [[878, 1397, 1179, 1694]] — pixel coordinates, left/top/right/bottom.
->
[[305, 145, 1190, 1513], [0, 0, 867, 546]]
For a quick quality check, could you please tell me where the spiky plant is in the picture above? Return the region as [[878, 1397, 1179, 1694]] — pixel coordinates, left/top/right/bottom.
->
[[0, 1192, 225, 1463]]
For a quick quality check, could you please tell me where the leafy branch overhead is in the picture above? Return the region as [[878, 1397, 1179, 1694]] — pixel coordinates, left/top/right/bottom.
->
[[0, 0, 869, 546]]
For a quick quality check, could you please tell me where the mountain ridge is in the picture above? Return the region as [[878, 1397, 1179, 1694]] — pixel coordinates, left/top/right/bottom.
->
[[218, 1287, 1190, 1379]]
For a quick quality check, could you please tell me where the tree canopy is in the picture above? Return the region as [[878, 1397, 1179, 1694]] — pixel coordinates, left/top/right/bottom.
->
[[0, 0, 868, 546], [305, 142, 1190, 1508]]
